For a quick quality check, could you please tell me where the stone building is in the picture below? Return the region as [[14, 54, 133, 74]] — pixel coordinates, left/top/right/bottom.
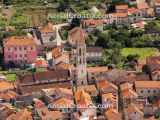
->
[[68, 27, 87, 86]]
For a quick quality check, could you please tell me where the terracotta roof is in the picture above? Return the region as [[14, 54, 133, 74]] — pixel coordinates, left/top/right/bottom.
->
[[19, 82, 71, 94], [39, 22, 55, 33], [135, 81, 160, 89], [155, 0, 160, 6], [98, 69, 136, 85], [97, 80, 118, 91], [87, 47, 103, 53], [34, 59, 48, 68], [56, 62, 74, 70], [36, 107, 63, 120], [112, 12, 128, 17], [0, 81, 15, 92], [105, 108, 122, 120], [147, 56, 160, 72], [4, 36, 36, 47], [128, 7, 138, 14], [131, 21, 146, 29], [18, 69, 70, 85], [0, 91, 17, 101], [0, 103, 15, 118], [68, 27, 86, 44], [121, 89, 138, 99], [116, 4, 128, 10], [52, 47, 62, 59], [42, 87, 73, 97], [77, 85, 97, 95], [87, 67, 108, 73], [6, 109, 32, 120], [102, 93, 117, 101], [125, 104, 143, 115], [147, 56, 160, 65], [82, 19, 104, 27], [52, 98, 74, 108], [137, 2, 149, 9], [120, 82, 133, 91], [75, 89, 92, 107]]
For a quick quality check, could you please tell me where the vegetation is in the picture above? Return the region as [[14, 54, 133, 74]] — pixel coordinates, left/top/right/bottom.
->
[[6, 73, 17, 81], [9, 8, 28, 29], [121, 48, 159, 61]]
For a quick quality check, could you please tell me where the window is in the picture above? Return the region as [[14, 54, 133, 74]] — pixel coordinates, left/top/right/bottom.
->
[[148, 90, 150, 93], [14, 47, 17, 51], [153, 90, 156, 93], [19, 54, 22, 57], [140, 90, 143, 93], [15, 54, 17, 58], [19, 47, 22, 50], [8, 48, 10, 51], [24, 54, 27, 57], [24, 47, 27, 50], [31, 47, 33, 50]]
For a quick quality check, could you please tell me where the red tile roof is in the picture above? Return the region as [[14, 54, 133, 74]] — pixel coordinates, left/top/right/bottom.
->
[[77, 85, 97, 95], [69, 27, 87, 44], [128, 7, 138, 14], [155, 0, 160, 6], [82, 19, 104, 27], [52, 47, 62, 59], [137, 2, 149, 9], [52, 98, 74, 108], [125, 104, 143, 115], [0, 81, 15, 92], [0, 91, 17, 101], [56, 62, 74, 70], [97, 80, 118, 91], [135, 81, 160, 89], [7, 109, 32, 120], [4, 36, 37, 47], [35, 59, 48, 68], [87, 67, 108, 73], [105, 108, 122, 120], [112, 12, 128, 17], [75, 89, 92, 107], [36, 107, 63, 120], [40, 22, 55, 33], [102, 93, 117, 102], [121, 89, 138, 99], [116, 4, 128, 10]]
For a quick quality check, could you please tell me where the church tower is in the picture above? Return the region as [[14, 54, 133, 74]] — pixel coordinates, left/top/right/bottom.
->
[[68, 27, 87, 86]]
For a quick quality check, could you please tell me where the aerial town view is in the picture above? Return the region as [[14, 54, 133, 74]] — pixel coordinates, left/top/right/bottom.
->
[[0, 0, 160, 119]]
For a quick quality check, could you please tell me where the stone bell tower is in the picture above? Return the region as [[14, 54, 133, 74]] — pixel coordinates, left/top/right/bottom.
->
[[68, 27, 87, 86]]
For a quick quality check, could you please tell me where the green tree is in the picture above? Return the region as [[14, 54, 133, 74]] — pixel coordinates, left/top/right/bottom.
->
[[9, 9, 28, 29], [86, 34, 96, 46], [123, 54, 139, 70], [102, 48, 123, 66], [70, 18, 81, 28], [3, 0, 12, 5], [57, 0, 70, 12]]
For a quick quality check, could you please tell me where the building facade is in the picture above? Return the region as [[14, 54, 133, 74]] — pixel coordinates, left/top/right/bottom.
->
[[3, 36, 37, 65]]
